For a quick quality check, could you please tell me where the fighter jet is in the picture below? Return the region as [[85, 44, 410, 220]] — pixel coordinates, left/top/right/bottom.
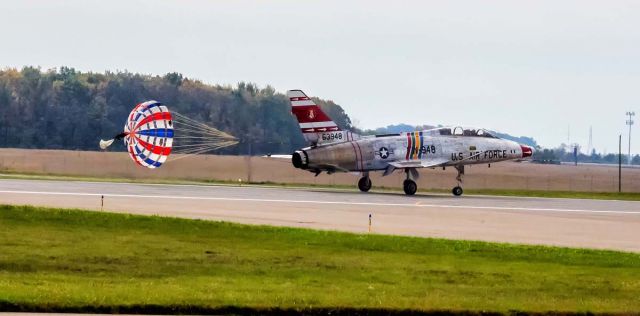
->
[[287, 90, 534, 196]]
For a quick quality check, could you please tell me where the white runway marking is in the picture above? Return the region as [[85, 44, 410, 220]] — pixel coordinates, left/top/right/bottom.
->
[[1, 190, 639, 215]]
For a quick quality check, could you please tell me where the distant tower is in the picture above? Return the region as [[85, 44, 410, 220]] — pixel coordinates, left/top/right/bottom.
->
[[626, 112, 635, 165], [587, 126, 593, 155]]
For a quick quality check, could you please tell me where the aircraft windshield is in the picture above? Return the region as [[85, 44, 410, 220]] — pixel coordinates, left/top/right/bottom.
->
[[437, 127, 498, 138]]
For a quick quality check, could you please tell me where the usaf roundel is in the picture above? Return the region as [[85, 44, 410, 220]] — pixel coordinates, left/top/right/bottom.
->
[[379, 147, 390, 159]]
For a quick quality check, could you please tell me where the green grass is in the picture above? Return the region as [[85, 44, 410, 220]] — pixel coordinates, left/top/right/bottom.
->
[[1, 205, 639, 314], [3, 171, 640, 201]]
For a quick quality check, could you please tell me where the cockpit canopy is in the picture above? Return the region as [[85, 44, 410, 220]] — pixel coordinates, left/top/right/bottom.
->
[[427, 127, 499, 138]]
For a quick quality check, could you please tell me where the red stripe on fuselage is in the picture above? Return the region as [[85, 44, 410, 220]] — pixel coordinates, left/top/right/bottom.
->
[[349, 141, 360, 171], [405, 133, 411, 160], [355, 141, 364, 171]]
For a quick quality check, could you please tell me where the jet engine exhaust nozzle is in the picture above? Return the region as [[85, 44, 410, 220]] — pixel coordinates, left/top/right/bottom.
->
[[292, 150, 308, 169]]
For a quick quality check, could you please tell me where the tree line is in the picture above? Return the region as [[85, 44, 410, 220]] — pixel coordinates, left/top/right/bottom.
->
[[533, 145, 640, 165], [0, 67, 353, 155]]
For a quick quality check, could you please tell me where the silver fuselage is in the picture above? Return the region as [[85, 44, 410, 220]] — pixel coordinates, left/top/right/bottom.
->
[[292, 130, 526, 173]]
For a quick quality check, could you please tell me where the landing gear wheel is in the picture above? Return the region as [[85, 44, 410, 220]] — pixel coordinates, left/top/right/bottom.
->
[[358, 177, 372, 192], [452, 186, 463, 196], [403, 179, 417, 196]]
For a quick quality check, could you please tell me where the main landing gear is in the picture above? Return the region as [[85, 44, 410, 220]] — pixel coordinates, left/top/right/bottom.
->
[[403, 168, 418, 196], [403, 179, 417, 195], [357, 166, 464, 197], [452, 165, 464, 196], [358, 169, 419, 196], [358, 173, 372, 192]]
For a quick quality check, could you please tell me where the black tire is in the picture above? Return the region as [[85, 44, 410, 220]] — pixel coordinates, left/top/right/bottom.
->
[[358, 177, 372, 192], [403, 179, 417, 195], [452, 186, 463, 196]]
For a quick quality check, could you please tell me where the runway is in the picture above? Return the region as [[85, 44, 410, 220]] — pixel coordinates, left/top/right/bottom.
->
[[0, 178, 639, 252]]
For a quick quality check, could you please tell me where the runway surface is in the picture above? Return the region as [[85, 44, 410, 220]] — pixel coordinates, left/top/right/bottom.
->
[[0, 179, 639, 252]]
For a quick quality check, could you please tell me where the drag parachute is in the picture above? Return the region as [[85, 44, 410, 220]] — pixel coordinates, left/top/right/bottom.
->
[[100, 100, 238, 168], [123, 101, 174, 168]]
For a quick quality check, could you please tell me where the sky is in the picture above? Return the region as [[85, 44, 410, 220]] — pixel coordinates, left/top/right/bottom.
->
[[1, 0, 639, 154]]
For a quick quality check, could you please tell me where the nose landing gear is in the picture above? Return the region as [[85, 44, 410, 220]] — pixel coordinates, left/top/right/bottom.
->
[[452, 165, 464, 196]]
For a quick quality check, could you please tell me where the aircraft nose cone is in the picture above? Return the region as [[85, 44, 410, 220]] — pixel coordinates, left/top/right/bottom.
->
[[520, 145, 533, 158]]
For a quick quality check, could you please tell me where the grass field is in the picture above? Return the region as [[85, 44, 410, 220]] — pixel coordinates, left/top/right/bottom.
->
[[3, 171, 640, 201], [1, 205, 639, 314]]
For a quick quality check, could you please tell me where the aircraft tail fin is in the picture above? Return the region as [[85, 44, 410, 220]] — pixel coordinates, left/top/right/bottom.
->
[[288, 90, 340, 134], [288, 90, 358, 146]]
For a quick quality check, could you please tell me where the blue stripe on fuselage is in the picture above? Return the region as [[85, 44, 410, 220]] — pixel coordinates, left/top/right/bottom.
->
[[418, 131, 423, 159]]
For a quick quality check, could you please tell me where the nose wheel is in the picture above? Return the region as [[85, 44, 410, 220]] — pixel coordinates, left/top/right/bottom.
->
[[452, 165, 465, 197], [358, 176, 372, 192]]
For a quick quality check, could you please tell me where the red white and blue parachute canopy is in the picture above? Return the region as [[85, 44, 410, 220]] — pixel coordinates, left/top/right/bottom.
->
[[123, 100, 174, 169]]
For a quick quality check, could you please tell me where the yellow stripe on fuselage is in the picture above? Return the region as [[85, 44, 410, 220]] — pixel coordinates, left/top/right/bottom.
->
[[413, 132, 420, 159]]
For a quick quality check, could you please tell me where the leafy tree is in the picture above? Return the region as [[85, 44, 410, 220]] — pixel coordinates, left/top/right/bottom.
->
[[0, 67, 353, 155]]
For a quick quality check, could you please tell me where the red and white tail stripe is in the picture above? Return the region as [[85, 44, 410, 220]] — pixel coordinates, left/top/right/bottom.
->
[[288, 90, 340, 134]]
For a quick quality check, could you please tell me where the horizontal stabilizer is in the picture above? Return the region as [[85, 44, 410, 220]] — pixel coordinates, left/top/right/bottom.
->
[[262, 154, 293, 159]]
